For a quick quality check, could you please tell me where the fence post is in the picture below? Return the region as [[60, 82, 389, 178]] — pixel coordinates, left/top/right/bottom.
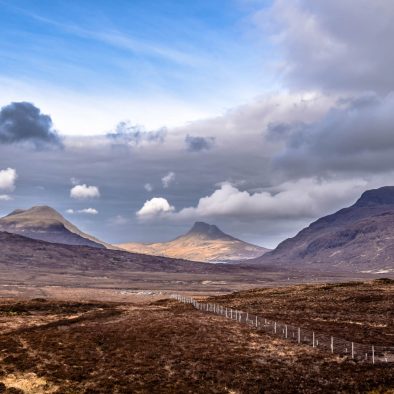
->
[[351, 342, 354, 359], [274, 322, 277, 334], [331, 336, 334, 353], [255, 316, 258, 328], [313, 332, 315, 348], [298, 327, 301, 344], [372, 346, 375, 364], [285, 325, 288, 339]]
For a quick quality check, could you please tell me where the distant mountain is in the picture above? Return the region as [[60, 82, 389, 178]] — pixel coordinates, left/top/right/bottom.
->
[[117, 221, 269, 262], [255, 186, 394, 272], [0, 230, 248, 274], [0, 206, 112, 249]]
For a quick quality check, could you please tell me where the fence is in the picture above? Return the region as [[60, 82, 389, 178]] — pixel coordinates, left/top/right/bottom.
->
[[171, 294, 394, 364]]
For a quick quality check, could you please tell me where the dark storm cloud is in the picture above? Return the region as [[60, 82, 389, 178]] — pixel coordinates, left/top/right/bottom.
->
[[262, 0, 394, 93], [272, 93, 394, 176], [185, 135, 215, 152], [107, 121, 166, 146], [0, 102, 62, 148]]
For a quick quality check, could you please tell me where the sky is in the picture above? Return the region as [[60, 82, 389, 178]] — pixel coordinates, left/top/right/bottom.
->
[[1, 0, 394, 248]]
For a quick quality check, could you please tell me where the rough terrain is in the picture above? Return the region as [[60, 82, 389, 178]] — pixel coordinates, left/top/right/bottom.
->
[[0, 282, 393, 393], [208, 279, 394, 345]]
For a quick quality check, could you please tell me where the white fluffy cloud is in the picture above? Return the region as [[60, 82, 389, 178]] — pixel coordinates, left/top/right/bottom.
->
[[0, 194, 12, 201], [70, 184, 100, 199], [140, 178, 369, 222], [161, 172, 175, 188], [66, 207, 98, 215], [0, 168, 17, 191], [136, 197, 175, 219], [79, 208, 98, 214]]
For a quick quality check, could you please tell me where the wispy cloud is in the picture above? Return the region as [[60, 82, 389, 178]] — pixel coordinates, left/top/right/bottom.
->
[[8, 8, 203, 67], [161, 172, 175, 188]]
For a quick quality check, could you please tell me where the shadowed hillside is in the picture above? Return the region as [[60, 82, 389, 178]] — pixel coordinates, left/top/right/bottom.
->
[[253, 186, 394, 273]]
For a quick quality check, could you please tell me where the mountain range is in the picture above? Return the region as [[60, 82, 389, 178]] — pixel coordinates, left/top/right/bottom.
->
[[117, 221, 269, 262], [0, 230, 238, 274], [2, 186, 394, 274], [255, 186, 394, 273]]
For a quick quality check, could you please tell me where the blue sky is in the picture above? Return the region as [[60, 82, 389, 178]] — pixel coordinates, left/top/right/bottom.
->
[[0, 0, 275, 134]]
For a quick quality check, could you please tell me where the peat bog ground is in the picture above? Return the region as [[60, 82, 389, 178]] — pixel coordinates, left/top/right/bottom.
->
[[0, 285, 393, 393]]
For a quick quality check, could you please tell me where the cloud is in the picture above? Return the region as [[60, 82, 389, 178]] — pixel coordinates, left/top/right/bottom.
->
[[265, 122, 305, 142], [161, 172, 175, 188], [136, 197, 175, 219], [272, 93, 394, 177], [79, 208, 98, 215], [70, 177, 80, 185], [0, 168, 17, 191], [144, 183, 153, 192], [185, 135, 215, 152], [0, 102, 62, 148], [0, 195, 12, 201], [66, 208, 98, 214], [70, 184, 100, 199], [141, 178, 367, 222], [107, 121, 166, 147], [257, 0, 394, 93]]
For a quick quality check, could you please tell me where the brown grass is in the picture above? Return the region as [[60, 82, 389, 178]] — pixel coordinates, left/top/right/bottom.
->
[[207, 279, 394, 345], [0, 295, 393, 393]]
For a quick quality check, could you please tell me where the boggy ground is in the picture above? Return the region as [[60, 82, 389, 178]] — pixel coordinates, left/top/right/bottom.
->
[[0, 295, 393, 393], [208, 279, 394, 346]]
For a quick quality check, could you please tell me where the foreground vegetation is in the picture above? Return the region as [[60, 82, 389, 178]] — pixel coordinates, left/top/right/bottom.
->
[[0, 283, 393, 393]]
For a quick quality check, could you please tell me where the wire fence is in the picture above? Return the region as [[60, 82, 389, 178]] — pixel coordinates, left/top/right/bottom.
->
[[171, 294, 394, 364]]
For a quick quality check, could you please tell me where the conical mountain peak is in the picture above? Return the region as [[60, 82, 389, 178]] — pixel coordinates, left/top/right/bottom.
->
[[117, 220, 268, 262], [185, 221, 232, 240]]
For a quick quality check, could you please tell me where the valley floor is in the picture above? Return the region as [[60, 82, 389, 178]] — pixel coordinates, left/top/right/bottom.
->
[[0, 281, 393, 393]]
